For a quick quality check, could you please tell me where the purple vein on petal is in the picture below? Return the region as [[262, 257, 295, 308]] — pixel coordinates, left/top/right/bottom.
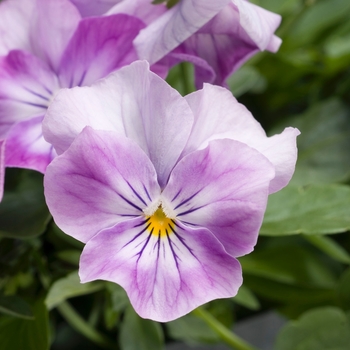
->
[[122, 220, 151, 249], [143, 184, 152, 202], [127, 181, 147, 206], [117, 193, 143, 211], [136, 229, 153, 262], [173, 188, 203, 210], [76, 69, 88, 87], [170, 221, 196, 258], [171, 189, 182, 202], [23, 87, 51, 101], [5, 98, 48, 109], [177, 205, 205, 217], [166, 229, 181, 269]]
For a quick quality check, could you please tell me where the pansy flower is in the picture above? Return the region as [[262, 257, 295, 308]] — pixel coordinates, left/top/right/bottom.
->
[[0, 0, 145, 199], [73, 0, 282, 87], [43, 61, 299, 321]]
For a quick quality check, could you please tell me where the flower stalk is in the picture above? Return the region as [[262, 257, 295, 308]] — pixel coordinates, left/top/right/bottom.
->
[[193, 307, 259, 350]]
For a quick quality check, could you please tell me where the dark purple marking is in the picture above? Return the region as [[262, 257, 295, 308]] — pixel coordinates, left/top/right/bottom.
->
[[143, 184, 152, 202], [117, 193, 143, 211], [174, 189, 203, 210], [127, 181, 147, 206], [171, 189, 181, 202], [8, 98, 48, 109], [23, 87, 50, 101], [177, 205, 205, 217], [170, 222, 196, 258], [77, 69, 87, 87], [136, 229, 153, 262], [122, 221, 151, 249], [166, 229, 181, 269]]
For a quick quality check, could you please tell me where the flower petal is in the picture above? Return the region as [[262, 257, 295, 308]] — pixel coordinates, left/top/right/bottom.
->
[[70, 0, 120, 17], [0, 50, 59, 138], [43, 60, 194, 187], [183, 84, 299, 193], [44, 127, 160, 243], [5, 116, 55, 173], [30, 0, 81, 71], [0, 0, 34, 55], [58, 14, 144, 88], [80, 217, 242, 322], [162, 139, 275, 257], [134, 0, 231, 64], [107, 0, 167, 25]]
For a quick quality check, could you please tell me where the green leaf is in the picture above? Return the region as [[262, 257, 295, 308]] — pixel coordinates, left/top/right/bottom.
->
[[287, 0, 350, 47], [0, 299, 49, 350], [0, 295, 34, 319], [240, 243, 336, 288], [0, 170, 51, 239], [274, 307, 350, 350], [55, 250, 81, 266], [261, 184, 350, 236], [45, 271, 104, 310], [337, 268, 350, 311], [228, 66, 266, 97], [119, 306, 164, 350], [286, 99, 350, 186], [166, 313, 219, 345], [304, 235, 350, 264], [233, 285, 260, 310]]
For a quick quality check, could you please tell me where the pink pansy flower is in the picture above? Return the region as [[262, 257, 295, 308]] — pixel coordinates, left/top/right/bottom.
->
[[43, 61, 299, 322], [74, 0, 282, 87], [0, 0, 145, 200]]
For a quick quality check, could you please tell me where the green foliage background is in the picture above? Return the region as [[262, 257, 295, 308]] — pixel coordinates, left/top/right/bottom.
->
[[1, 0, 350, 349]]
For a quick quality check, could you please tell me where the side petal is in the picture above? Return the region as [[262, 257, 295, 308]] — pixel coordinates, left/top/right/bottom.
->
[[5, 116, 55, 173], [107, 0, 167, 25], [70, 0, 121, 17], [44, 127, 160, 243], [58, 14, 145, 88], [162, 139, 275, 257], [0, 0, 34, 55], [30, 0, 81, 71], [43, 60, 194, 188], [0, 50, 59, 137], [80, 217, 242, 322], [134, 0, 231, 64], [183, 84, 299, 193]]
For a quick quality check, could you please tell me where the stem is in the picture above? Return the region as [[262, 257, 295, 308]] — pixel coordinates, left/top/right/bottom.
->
[[57, 301, 116, 349], [180, 62, 193, 95], [193, 307, 259, 350]]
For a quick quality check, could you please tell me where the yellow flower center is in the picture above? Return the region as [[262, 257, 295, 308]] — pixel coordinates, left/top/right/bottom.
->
[[146, 206, 175, 237]]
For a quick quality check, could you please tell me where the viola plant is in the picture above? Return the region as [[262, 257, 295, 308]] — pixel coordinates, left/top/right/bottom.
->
[[43, 61, 299, 321], [73, 0, 282, 87], [0, 0, 145, 200]]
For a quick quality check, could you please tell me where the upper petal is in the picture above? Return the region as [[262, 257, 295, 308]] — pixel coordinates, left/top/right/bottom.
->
[[0, 0, 34, 55], [5, 116, 55, 173], [162, 139, 275, 257], [44, 127, 160, 243], [134, 0, 231, 64], [80, 217, 242, 322], [43, 60, 194, 188], [183, 84, 299, 193], [30, 0, 81, 71], [0, 50, 59, 137], [70, 0, 121, 17], [58, 14, 145, 88]]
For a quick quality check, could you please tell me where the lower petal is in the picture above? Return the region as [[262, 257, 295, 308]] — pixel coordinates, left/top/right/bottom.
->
[[5, 116, 55, 173], [80, 217, 242, 322]]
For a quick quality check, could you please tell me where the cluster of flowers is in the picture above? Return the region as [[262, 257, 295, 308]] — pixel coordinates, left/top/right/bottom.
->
[[0, 0, 299, 322]]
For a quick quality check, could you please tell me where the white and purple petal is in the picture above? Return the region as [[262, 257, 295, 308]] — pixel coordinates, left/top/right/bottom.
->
[[134, 0, 231, 64], [183, 84, 299, 193], [58, 14, 144, 88], [44, 127, 160, 243], [30, 0, 81, 71], [80, 217, 242, 322], [5, 116, 55, 173], [0, 50, 59, 137], [0, 0, 34, 55], [70, 0, 121, 17], [44, 61, 194, 187], [163, 138, 275, 257]]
